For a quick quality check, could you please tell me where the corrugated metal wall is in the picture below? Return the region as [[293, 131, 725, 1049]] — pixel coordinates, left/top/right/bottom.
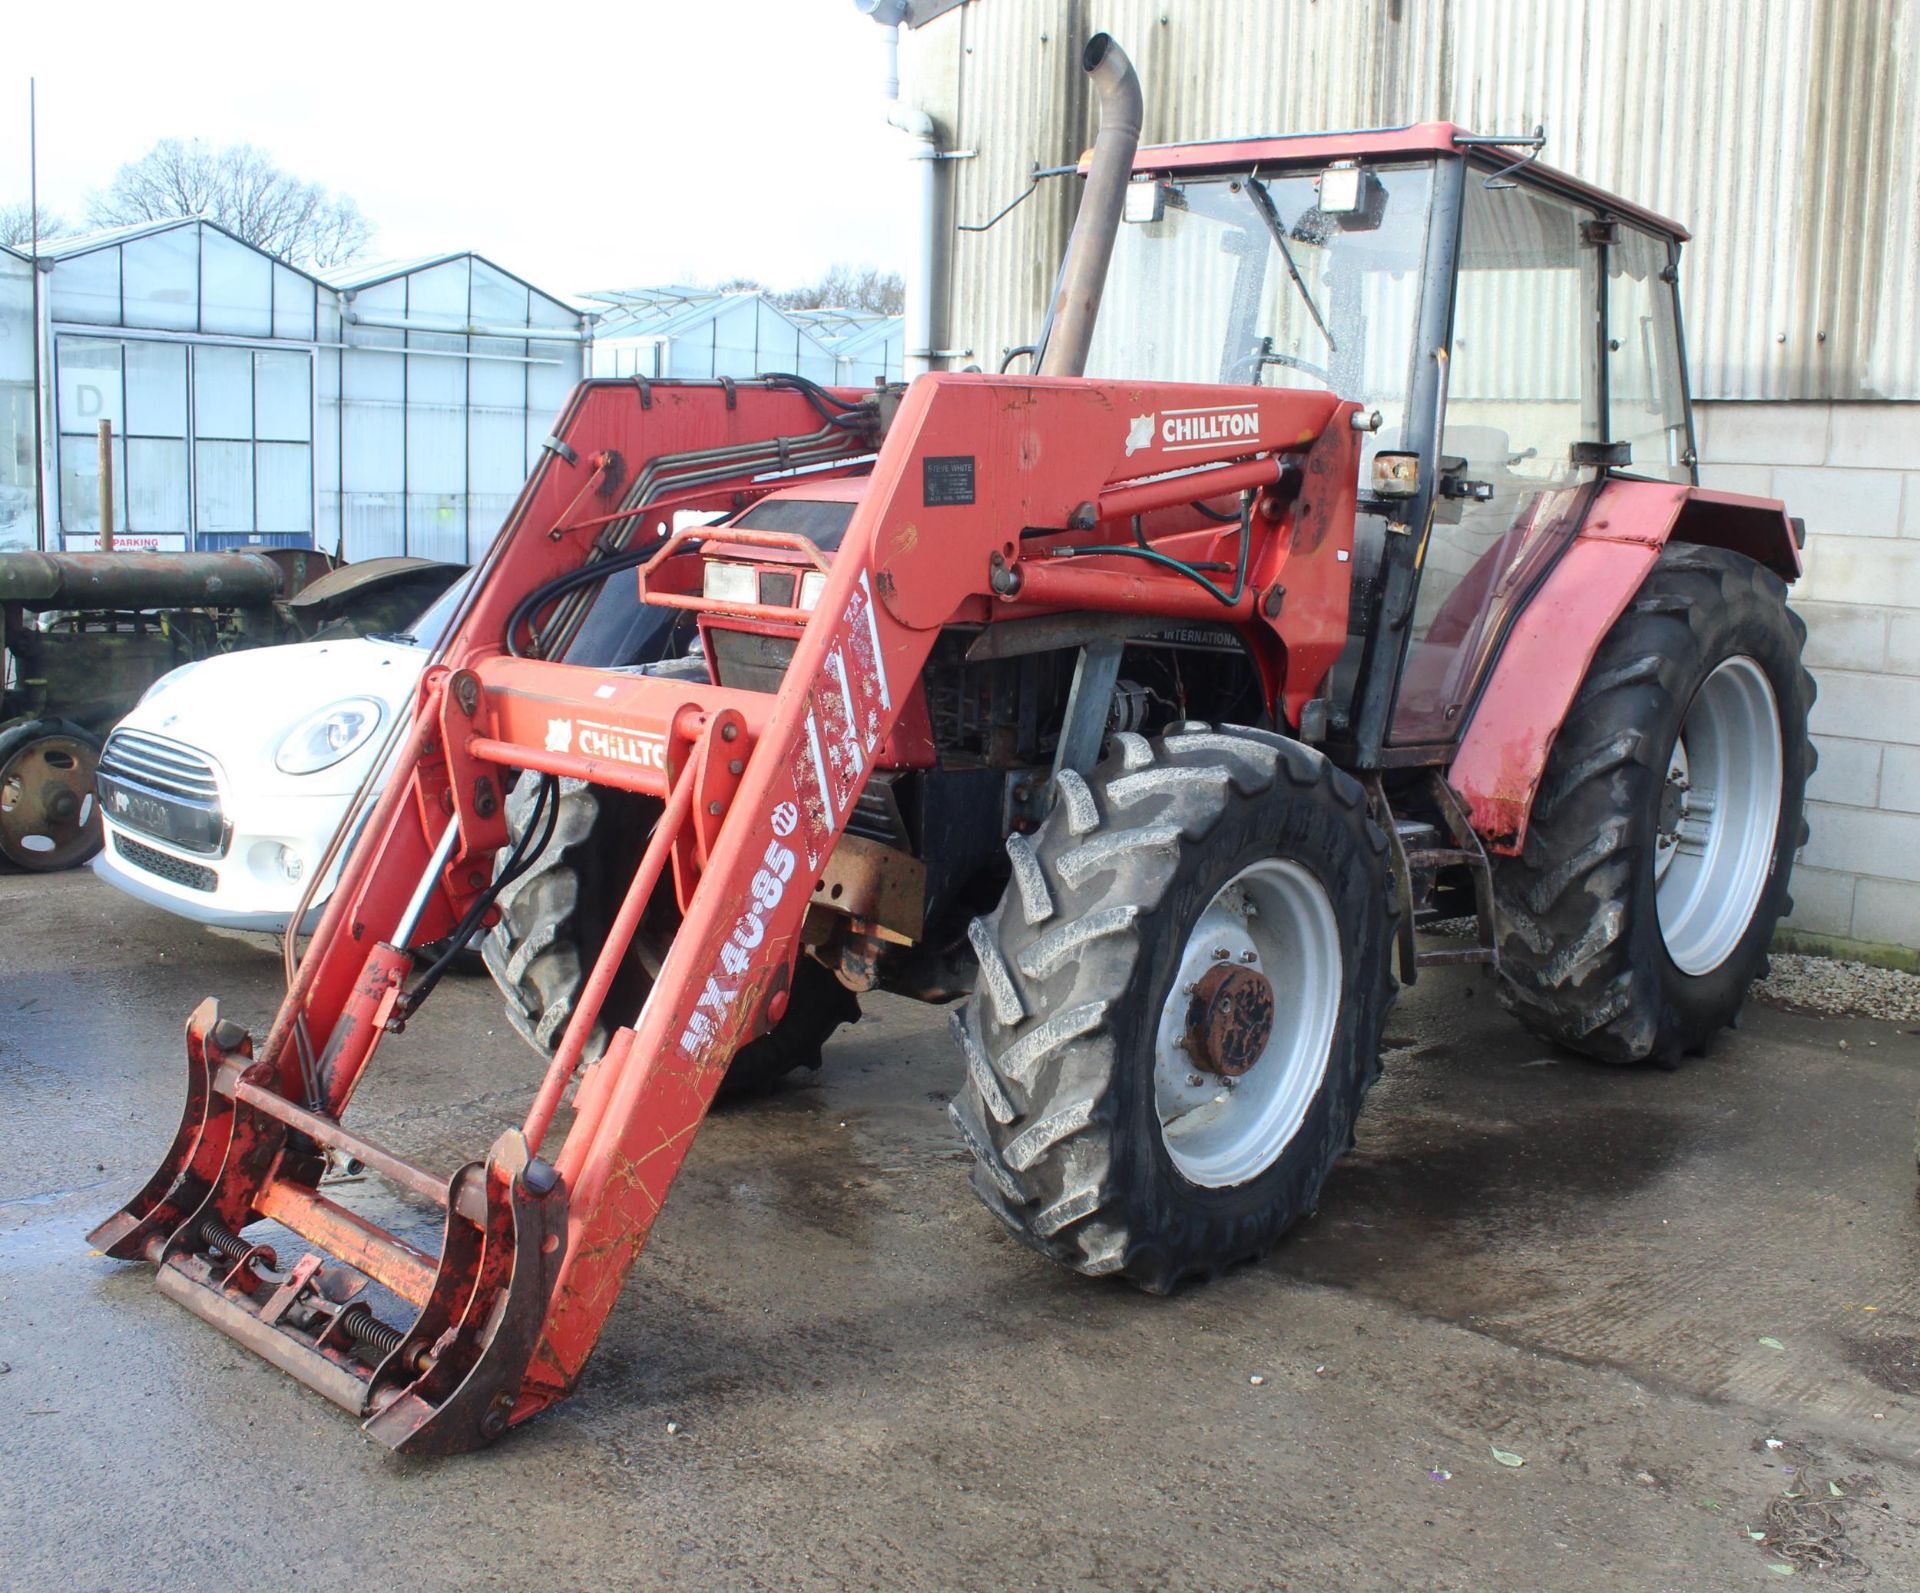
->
[[905, 0, 1919, 400]]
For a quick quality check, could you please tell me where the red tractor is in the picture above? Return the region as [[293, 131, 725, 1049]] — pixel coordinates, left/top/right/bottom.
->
[[93, 36, 1811, 1452]]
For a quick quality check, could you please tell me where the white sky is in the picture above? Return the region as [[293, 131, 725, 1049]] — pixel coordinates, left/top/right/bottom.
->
[[0, 0, 913, 299]]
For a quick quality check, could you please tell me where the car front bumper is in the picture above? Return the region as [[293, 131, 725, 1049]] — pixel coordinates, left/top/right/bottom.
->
[[94, 787, 362, 935]]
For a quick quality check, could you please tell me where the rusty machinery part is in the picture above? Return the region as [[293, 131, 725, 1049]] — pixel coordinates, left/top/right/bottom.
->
[[484, 773, 859, 1098], [948, 726, 1398, 1294], [1491, 545, 1813, 1066], [0, 719, 105, 871], [1182, 962, 1276, 1077], [0, 550, 283, 609]]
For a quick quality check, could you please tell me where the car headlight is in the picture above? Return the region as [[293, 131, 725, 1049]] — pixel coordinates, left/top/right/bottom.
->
[[274, 697, 385, 775], [798, 571, 829, 611]]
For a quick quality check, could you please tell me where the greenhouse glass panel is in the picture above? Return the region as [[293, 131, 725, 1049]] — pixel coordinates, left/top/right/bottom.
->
[[56, 340, 123, 433], [193, 345, 253, 440], [254, 350, 312, 441], [527, 342, 575, 425], [467, 338, 527, 406], [529, 293, 578, 331], [407, 401, 464, 494], [255, 442, 312, 533], [0, 258, 36, 548], [468, 407, 528, 494], [406, 260, 469, 327], [406, 495, 466, 562], [344, 496, 403, 561], [51, 249, 120, 325], [407, 334, 465, 407], [343, 341, 403, 402], [273, 264, 317, 341], [121, 228, 199, 333], [354, 279, 405, 317], [0, 259, 31, 384], [342, 402, 404, 491], [200, 230, 273, 337], [124, 341, 187, 437], [59, 435, 126, 535], [127, 438, 189, 532], [471, 263, 528, 328], [194, 439, 252, 531]]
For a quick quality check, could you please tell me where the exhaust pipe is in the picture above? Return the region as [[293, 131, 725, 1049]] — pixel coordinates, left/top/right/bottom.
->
[[1034, 33, 1143, 378]]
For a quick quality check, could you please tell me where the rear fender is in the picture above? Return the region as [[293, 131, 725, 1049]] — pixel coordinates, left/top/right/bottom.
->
[[1448, 479, 1799, 856]]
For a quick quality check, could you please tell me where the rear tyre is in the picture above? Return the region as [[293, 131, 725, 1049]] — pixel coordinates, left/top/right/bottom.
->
[[1492, 545, 1814, 1064], [483, 776, 858, 1094], [950, 725, 1398, 1292]]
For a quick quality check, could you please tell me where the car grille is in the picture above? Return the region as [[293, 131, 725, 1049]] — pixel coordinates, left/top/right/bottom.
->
[[114, 831, 218, 893], [97, 730, 227, 855]]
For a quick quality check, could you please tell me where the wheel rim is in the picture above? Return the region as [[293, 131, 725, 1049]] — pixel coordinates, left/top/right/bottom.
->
[[1653, 655, 1783, 976], [1153, 857, 1342, 1188], [0, 733, 103, 871]]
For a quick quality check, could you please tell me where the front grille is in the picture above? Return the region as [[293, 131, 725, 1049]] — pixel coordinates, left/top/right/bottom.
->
[[708, 628, 799, 694], [114, 831, 218, 893], [100, 730, 219, 800], [98, 730, 226, 855]]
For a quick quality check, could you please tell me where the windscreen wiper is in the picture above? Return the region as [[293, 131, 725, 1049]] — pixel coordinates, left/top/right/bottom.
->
[[1244, 176, 1336, 353]]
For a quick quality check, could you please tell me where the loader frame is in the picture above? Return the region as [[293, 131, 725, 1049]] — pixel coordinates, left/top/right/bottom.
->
[[92, 372, 1363, 1451]]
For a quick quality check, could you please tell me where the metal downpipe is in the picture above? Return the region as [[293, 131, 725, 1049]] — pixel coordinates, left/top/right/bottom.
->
[[1034, 33, 1142, 378]]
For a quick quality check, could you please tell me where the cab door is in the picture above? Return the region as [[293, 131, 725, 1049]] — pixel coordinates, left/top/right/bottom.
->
[[1389, 175, 1605, 745]]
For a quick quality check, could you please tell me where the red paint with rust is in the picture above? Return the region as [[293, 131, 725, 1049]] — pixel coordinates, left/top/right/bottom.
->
[[1447, 478, 1800, 855]]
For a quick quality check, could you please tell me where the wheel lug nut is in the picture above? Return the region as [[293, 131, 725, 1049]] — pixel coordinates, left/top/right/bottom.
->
[[1212, 947, 1229, 960], [1186, 1072, 1205, 1087], [1239, 950, 1257, 963]]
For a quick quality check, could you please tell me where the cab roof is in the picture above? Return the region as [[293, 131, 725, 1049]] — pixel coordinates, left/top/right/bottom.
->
[[1107, 120, 1690, 242]]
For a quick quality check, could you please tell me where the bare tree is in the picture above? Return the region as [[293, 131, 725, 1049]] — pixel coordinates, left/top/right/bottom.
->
[[771, 264, 905, 316], [88, 140, 373, 270], [0, 201, 66, 250]]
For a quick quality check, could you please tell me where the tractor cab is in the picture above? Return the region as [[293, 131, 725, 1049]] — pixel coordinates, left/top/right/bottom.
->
[[1085, 124, 1695, 754]]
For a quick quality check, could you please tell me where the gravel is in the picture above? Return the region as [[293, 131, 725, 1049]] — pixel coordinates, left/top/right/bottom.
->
[[1753, 954, 1920, 1025], [1422, 921, 1920, 1025]]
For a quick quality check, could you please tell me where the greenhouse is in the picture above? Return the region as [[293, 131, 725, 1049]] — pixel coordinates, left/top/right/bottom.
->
[[584, 286, 903, 387], [3, 221, 586, 562]]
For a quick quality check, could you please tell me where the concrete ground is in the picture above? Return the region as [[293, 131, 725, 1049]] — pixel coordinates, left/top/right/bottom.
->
[[3, 869, 1920, 1592]]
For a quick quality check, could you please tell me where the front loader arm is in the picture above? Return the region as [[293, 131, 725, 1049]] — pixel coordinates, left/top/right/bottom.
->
[[91, 373, 1354, 1451]]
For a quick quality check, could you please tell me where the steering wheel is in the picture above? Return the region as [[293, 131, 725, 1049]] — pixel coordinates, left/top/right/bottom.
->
[[1225, 348, 1333, 385]]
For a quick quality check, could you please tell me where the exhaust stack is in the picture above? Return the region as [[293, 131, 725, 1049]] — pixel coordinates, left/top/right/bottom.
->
[[1035, 33, 1143, 378]]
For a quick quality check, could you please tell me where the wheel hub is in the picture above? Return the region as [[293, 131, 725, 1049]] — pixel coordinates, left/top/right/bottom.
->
[[0, 732, 104, 871], [1184, 963, 1275, 1077]]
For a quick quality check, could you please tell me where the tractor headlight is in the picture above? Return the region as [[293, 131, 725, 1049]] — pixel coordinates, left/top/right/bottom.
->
[[798, 571, 829, 611], [274, 697, 384, 775], [701, 561, 759, 607]]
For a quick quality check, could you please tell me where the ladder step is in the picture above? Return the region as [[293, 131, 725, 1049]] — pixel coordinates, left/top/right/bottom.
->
[[1403, 847, 1487, 869], [1416, 946, 1498, 968]]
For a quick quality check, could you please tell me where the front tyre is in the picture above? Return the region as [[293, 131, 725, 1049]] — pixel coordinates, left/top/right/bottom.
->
[[950, 726, 1398, 1293], [1492, 544, 1815, 1063]]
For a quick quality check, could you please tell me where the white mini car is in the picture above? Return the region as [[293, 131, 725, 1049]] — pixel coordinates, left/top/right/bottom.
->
[[93, 575, 470, 932]]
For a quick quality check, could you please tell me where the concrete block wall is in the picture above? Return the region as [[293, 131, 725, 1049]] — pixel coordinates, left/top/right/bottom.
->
[[1694, 401, 1920, 956]]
